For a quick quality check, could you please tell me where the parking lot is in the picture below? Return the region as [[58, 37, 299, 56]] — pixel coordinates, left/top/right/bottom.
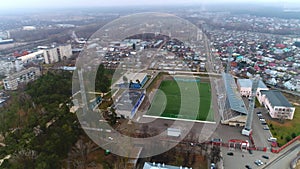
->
[[242, 98, 273, 148], [222, 146, 275, 169], [251, 107, 274, 148]]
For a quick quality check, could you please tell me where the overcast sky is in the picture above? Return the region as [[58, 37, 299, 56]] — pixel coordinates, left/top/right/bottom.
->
[[0, 0, 299, 10]]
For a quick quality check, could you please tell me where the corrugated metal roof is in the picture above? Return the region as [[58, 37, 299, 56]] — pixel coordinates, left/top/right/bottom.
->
[[261, 90, 293, 107], [223, 73, 248, 114], [237, 79, 268, 89]]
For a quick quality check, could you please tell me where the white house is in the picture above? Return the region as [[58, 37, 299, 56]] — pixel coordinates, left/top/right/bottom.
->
[[237, 79, 269, 97], [257, 90, 295, 120]]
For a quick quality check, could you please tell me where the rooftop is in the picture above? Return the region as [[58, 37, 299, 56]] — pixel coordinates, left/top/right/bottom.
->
[[261, 90, 293, 107], [4, 67, 40, 80], [115, 89, 144, 111], [143, 162, 190, 169], [237, 79, 268, 89], [222, 73, 248, 114], [114, 72, 147, 88]]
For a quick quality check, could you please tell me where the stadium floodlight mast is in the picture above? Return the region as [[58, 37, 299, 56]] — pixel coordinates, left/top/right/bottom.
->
[[226, 43, 234, 74], [242, 75, 260, 136], [72, 12, 219, 158]]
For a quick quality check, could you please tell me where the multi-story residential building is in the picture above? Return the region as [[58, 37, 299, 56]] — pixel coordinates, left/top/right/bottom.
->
[[3, 67, 41, 90], [0, 56, 23, 76], [257, 90, 295, 120], [19, 50, 44, 65], [219, 73, 248, 127], [43, 44, 72, 64]]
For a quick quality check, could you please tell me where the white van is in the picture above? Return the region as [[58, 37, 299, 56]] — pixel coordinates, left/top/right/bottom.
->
[[268, 137, 277, 142]]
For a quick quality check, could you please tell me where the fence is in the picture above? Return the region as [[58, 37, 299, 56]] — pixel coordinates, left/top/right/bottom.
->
[[271, 135, 300, 153]]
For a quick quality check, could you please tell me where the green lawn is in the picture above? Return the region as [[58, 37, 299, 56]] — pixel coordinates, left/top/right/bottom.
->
[[146, 79, 213, 121], [268, 106, 300, 146]]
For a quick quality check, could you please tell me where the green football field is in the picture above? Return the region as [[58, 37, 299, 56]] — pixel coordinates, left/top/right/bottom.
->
[[146, 79, 213, 121]]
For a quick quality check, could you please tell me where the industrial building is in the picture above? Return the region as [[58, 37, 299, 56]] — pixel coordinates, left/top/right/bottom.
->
[[3, 67, 41, 90], [43, 44, 72, 64], [0, 31, 13, 44], [218, 73, 248, 126], [257, 90, 295, 120], [237, 78, 269, 97]]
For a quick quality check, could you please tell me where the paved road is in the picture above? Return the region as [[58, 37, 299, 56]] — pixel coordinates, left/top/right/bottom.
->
[[263, 141, 300, 169]]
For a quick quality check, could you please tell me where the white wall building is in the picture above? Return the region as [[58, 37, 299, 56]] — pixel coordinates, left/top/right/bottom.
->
[[19, 50, 44, 64], [257, 90, 295, 120], [3, 67, 41, 90], [0, 57, 23, 76], [237, 79, 269, 97]]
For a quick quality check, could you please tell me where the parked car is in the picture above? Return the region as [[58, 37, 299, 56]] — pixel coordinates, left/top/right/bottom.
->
[[227, 152, 234, 156], [256, 112, 262, 114], [260, 118, 266, 122], [245, 165, 252, 169], [262, 155, 269, 159], [210, 163, 216, 169], [261, 122, 267, 125], [211, 138, 222, 142], [254, 160, 264, 166], [268, 137, 277, 142], [263, 126, 270, 130]]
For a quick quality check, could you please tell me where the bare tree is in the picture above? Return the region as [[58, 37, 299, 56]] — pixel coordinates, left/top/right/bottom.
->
[[210, 145, 221, 164], [69, 139, 97, 169]]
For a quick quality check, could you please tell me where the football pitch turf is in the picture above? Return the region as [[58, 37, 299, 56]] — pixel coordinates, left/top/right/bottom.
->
[[146, 79, 213, 121]]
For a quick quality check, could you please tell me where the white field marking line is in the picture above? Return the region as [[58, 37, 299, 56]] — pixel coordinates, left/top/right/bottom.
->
[[142, 115, 216, 124]]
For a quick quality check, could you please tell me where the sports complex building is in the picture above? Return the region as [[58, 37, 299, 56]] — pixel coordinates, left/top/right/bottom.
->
[[114, 89, 145, 119], [144, 74, 213, 122], [113, 72, 148, 119], [218, 73, 248, 126], [113, 72, 213, 122], [113, 72, 149, 89]]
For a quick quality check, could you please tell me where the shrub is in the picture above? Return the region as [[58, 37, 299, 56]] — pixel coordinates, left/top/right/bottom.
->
[[285, 136, 291, 142]]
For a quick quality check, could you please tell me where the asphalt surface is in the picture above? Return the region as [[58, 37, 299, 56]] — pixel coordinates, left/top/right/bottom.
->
[[251, 108, 273, 148], [221, 146, 274, 169], [263, 141, 300, 169]]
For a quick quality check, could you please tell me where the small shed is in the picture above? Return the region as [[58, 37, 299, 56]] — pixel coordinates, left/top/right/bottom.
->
[[167, 128, 181, 137]]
